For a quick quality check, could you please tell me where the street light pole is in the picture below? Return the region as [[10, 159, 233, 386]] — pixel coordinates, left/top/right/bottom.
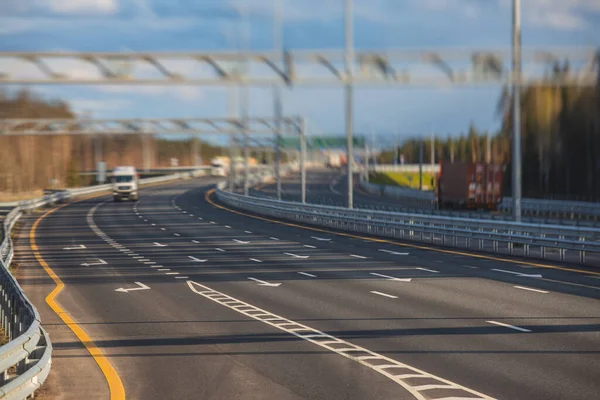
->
[[512, 0, 522, 221], [345, 0, 354, 209], [273, 0, 284, 200]]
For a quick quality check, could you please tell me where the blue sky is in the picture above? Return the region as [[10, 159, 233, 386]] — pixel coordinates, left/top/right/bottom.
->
[[1, 0, 599, 144]]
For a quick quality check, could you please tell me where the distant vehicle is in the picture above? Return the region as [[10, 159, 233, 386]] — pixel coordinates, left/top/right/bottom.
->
[[211, 161, 227, 177], [112, 166, 139, 202], [435, 161, 504, 211], [327, 154, 342, 169]]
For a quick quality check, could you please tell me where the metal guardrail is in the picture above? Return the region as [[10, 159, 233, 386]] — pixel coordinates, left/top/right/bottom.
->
[[216, 190, 600, 265], [359, 179, 600, 223], [0, 169, 207, 399]]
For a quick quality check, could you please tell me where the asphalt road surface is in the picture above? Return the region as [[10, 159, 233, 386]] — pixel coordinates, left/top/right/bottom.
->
[[19, 176, 600, 399]]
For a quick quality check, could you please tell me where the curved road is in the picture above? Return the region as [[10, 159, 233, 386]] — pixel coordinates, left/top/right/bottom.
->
[[17, 177, 600, 399]]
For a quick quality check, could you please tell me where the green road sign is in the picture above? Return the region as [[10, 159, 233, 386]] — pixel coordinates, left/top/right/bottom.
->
[[279, 136, 366, 150]]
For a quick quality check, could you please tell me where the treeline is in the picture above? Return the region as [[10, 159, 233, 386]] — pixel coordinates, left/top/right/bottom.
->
[[379, 63, 600, 200], [0, 89, 225, 194]]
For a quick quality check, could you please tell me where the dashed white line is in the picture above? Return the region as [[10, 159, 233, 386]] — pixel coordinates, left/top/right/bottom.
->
[[284, 252, 309, 259], [463, 265, 479, 269], [158, 268, 171, 271], [269, 237, 280, 241], [192, 240, 200, 244], [144, 262, 156, 265], [165, 272, 180, 275], [370, 291, 398, 299], [175, 276, 189, 279], [514, 286, 549, 294], [486, 320, 531, 333], [151, 223, 156, 226], [350, 254, 367, 259], [174, 233, 181, 237], [303, 245, 316, 249], [250, 258, 262, 263], [210, 221, 216, 224], [416, 267, 439, 273], [215, 248, 225, 252], [198, 217, 203, 220], [379, 249, 409, 256], [233, 239, 250, 244], [244, 231, 252, 234], [298, 272, 316, 278], [225, 225, 231, 229], [161, 228, 166, 231]]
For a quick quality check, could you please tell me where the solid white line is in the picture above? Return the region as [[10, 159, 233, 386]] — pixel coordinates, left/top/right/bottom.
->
[[370, 291, 398, 299], [416, 267, 439, 273], [215, 248, 225, 252], [298, 272, 316, 278], [350, 254, 367, 259], [486, 320, 531, 333], [250, 258, 262, 263], [514, 286, 549, 294]]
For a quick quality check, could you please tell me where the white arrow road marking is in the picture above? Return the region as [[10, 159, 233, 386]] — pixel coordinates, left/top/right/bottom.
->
[[188, 256, 207, 262], [416, 267, 439, 273], [233, 239, 250, 244], [298, 272, 316, 278], [370, 291, 398, 299], [63, 245, 86, 250], [370, 273, 412, 282], [486, 320, 531, 333], [378, 249, 410, 256], [248, 277, 282, 287], [81, 259, 107, 267], [492, 269, 542, 278], [153, 242, 167, 247], [284, 252, 310, 259], [114, 282, 150, 293], [311, 236, 331, 241]]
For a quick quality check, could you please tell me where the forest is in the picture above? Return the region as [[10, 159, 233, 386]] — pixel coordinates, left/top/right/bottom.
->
[[0, 89, 226, 198], [378, 64, 600, 200]]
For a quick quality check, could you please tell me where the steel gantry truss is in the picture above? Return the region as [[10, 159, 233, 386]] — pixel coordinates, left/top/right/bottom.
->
[[0, 48, 597, 87], [0, 117, 301, 136]]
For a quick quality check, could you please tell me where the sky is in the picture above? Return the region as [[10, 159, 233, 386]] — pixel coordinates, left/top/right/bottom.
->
[[1, 0, 599, 144]]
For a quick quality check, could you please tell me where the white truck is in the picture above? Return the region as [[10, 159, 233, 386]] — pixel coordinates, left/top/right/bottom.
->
[[112, 166, 139, 201]]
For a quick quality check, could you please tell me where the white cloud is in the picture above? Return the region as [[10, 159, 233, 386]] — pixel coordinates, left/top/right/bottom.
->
[[45, 0, 118, 15]]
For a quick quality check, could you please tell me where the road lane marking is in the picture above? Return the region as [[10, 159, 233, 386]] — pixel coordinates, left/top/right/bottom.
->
[[284, 252, 310, 259], [192, 240, 200, 244], [350, 254, 367, 259], [151, 223, 156, 226], [492, 268, 542, 278], [514, 286, 549, 294], [165, 272, 180, 275], [144, 262, 156, 265], [63, 244, 86, 250], [153, 242, 167, 247], [245, 231, 252, 234], [158, 268, 171, 271], [225, 225, 231, 228], [311, 236, 331, 241], [370, 273, 412, 282], [269, 237, 280, 241], [303, 245, 316, 249], [81, 259, 107, 267], [115, 282, 150, 293], [32, 207, 125, 399], [486, 320, 531, 333], [247, 277, 281, 287], [416, 267, 439, 273], [188, 256, 207, 262], [250, 258, 263, 263], [161, 228, 166, 231], [205, 189, 600, 279], [298, 272, 316, 278], [370, 291, 398, 299], [215, 248, 225, 252], [379, 249, 409, 256], [233, 239, 250, 244], [463, 265, 479, 269], [173, 233, 181, 237], [210, 221, 216, 224], [175, 276, 189, 279]]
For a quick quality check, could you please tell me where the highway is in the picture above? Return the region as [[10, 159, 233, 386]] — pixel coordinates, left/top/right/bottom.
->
[[18, 176, 600, 399]]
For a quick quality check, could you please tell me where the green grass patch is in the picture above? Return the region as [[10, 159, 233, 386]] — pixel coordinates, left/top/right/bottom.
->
[[369, 172, 436, 190]]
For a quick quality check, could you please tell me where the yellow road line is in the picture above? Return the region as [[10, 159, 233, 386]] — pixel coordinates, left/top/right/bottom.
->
[[205, 189, 600, 279], [31, 206, 126, 400]]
